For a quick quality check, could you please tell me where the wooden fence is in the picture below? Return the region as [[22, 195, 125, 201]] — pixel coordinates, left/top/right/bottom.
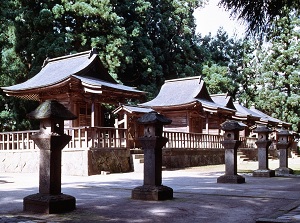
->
[[0, 128, 257, 151], [163, 131, 224, 149]]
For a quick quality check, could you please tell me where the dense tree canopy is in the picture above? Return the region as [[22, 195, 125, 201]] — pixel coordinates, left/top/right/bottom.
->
[[0, 0, 206, 130], [0, 0, 300, 133], [197, 28, 246, 100], [219, 0, 300, 36], [254, 12, 300, 131]]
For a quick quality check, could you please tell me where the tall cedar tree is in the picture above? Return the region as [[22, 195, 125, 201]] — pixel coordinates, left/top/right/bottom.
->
[[255, 12, 300, 131]]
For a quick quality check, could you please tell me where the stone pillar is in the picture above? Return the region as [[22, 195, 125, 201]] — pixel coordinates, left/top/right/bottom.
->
[[132, 111, 173, 200], [253, 126, 275, 177], [275, 129, 294, 175], [217, 120, 246, 184], [23, 100, 77, 214]]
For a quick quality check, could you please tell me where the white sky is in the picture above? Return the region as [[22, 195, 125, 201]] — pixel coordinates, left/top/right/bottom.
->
[[193, 0, 246, 37]]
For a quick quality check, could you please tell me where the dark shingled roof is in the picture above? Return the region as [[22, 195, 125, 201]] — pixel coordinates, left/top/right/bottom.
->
[[233, 102, 291, 127], [233, 102, 261, 120], [113, 105, 154, 114], [249, 106, 291, 127], [2, 49, 144, 100], [140, 76, 234, 114], [211, 94, 236, 110]]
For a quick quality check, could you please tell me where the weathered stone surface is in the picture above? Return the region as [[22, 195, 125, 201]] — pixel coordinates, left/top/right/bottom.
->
[[162, 148, 225, 168], [27, 100, 77, 120], [132, 185, 173, 201], [137, 111, 172, 125], [275, 167, 294, 175], [88, 148, 132, 174], [220, 120, 246, 131], [218, 122, 245, 184], [0, 151, 39, 173], [275, 142, 294, 175], [217, 174, 245, 184], [62, 149, 89, 176], [23, 193, 75, 214], [0, 148, 133, 176], [253, 169, 275, 177]]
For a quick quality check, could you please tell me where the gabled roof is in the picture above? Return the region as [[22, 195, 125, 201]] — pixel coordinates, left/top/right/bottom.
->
[[140, 76, 234, 114], [233, 102, 261, 121], [249, 106, 291, 127], [2, 49, 145, 101], [211, 94, 236, 110]]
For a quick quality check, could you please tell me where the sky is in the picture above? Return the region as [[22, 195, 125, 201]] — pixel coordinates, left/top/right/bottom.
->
[[193, 0, 246, 37]]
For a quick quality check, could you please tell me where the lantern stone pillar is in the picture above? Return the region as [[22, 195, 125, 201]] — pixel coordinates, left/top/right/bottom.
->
[[132, 111, 173, 200], [253, 125, 275, 177], [275, 129, 294, 175], [23, 100, 77, 214], [217, 120, 246, 184]]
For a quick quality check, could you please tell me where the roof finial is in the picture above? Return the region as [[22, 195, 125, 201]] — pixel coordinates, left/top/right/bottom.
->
[[199, 76, 203, 83], [89, 48, 98, 59], [42, 57, 49, 67]]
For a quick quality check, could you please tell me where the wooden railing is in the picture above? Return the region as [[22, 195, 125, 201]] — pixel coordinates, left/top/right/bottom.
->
[[0, 130, 38, 150], [163, 131, 224, 149], [0, 127, 127, 151], [240, 137, 257, 148], [0, 128, 257, 151], [64, 127, 127, 149]]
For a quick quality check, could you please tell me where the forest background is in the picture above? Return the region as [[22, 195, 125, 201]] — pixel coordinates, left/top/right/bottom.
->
[[0, 0, 300, 132]]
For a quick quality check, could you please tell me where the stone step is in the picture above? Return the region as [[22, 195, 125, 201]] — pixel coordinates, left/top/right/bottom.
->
[[130, 149, 144, 154], [132, 154, 144, 159], [238, 152, 250, 163], [131, 154, 144, 172]]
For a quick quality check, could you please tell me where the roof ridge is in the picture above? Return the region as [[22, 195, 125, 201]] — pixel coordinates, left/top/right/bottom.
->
[[165, 76, 201, 83], [42, 49, 98, 67]]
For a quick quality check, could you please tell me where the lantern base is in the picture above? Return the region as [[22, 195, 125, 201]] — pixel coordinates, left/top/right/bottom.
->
[[23, 193, 76, 214], [132, 185, 173, 201], [275, 167, 294, 175], [253, 169, 275, 177], [217, 174, 245, 184]]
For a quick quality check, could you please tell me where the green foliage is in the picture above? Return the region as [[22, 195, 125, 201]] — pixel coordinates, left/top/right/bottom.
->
[[202, 64, 234, 94], [116, 0, 205, 98], [219, 0, 300, 36], [254, 12, 300, 131], [0, 107, 16, 132], [0, 0, 206, 130], [198, 28, 245, 99]]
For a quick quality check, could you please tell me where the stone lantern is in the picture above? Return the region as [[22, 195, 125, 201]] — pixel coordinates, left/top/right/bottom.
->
[[217, 120, 246, 184], [275, 129, 294, 175], [253, 125, 275, 177], [132, 111, 173, 200], [23, 100, 77, 214]]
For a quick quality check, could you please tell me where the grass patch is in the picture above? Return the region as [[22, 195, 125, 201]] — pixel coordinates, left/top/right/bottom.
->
[[238, 170, 253, 174], [293, 170, 300, 175]]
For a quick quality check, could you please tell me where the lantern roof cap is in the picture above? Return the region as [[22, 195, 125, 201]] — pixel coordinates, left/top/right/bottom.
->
[[137, 111, 172, 125], [27, 100, 77, 120], [277, 129, 291, 136], [253, 125, 272, 133], [220, 120, 246, 131]]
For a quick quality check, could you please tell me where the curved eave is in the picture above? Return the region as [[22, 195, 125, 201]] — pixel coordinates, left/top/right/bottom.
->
[[2, 53, 98, 93], [255, 119, 278, 127], [233, 114, 261, 122], [147, 101, 200, 111], [203, 105, 235, 115], [79, 76, 145, 99], [3, 76, 78, 101]]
